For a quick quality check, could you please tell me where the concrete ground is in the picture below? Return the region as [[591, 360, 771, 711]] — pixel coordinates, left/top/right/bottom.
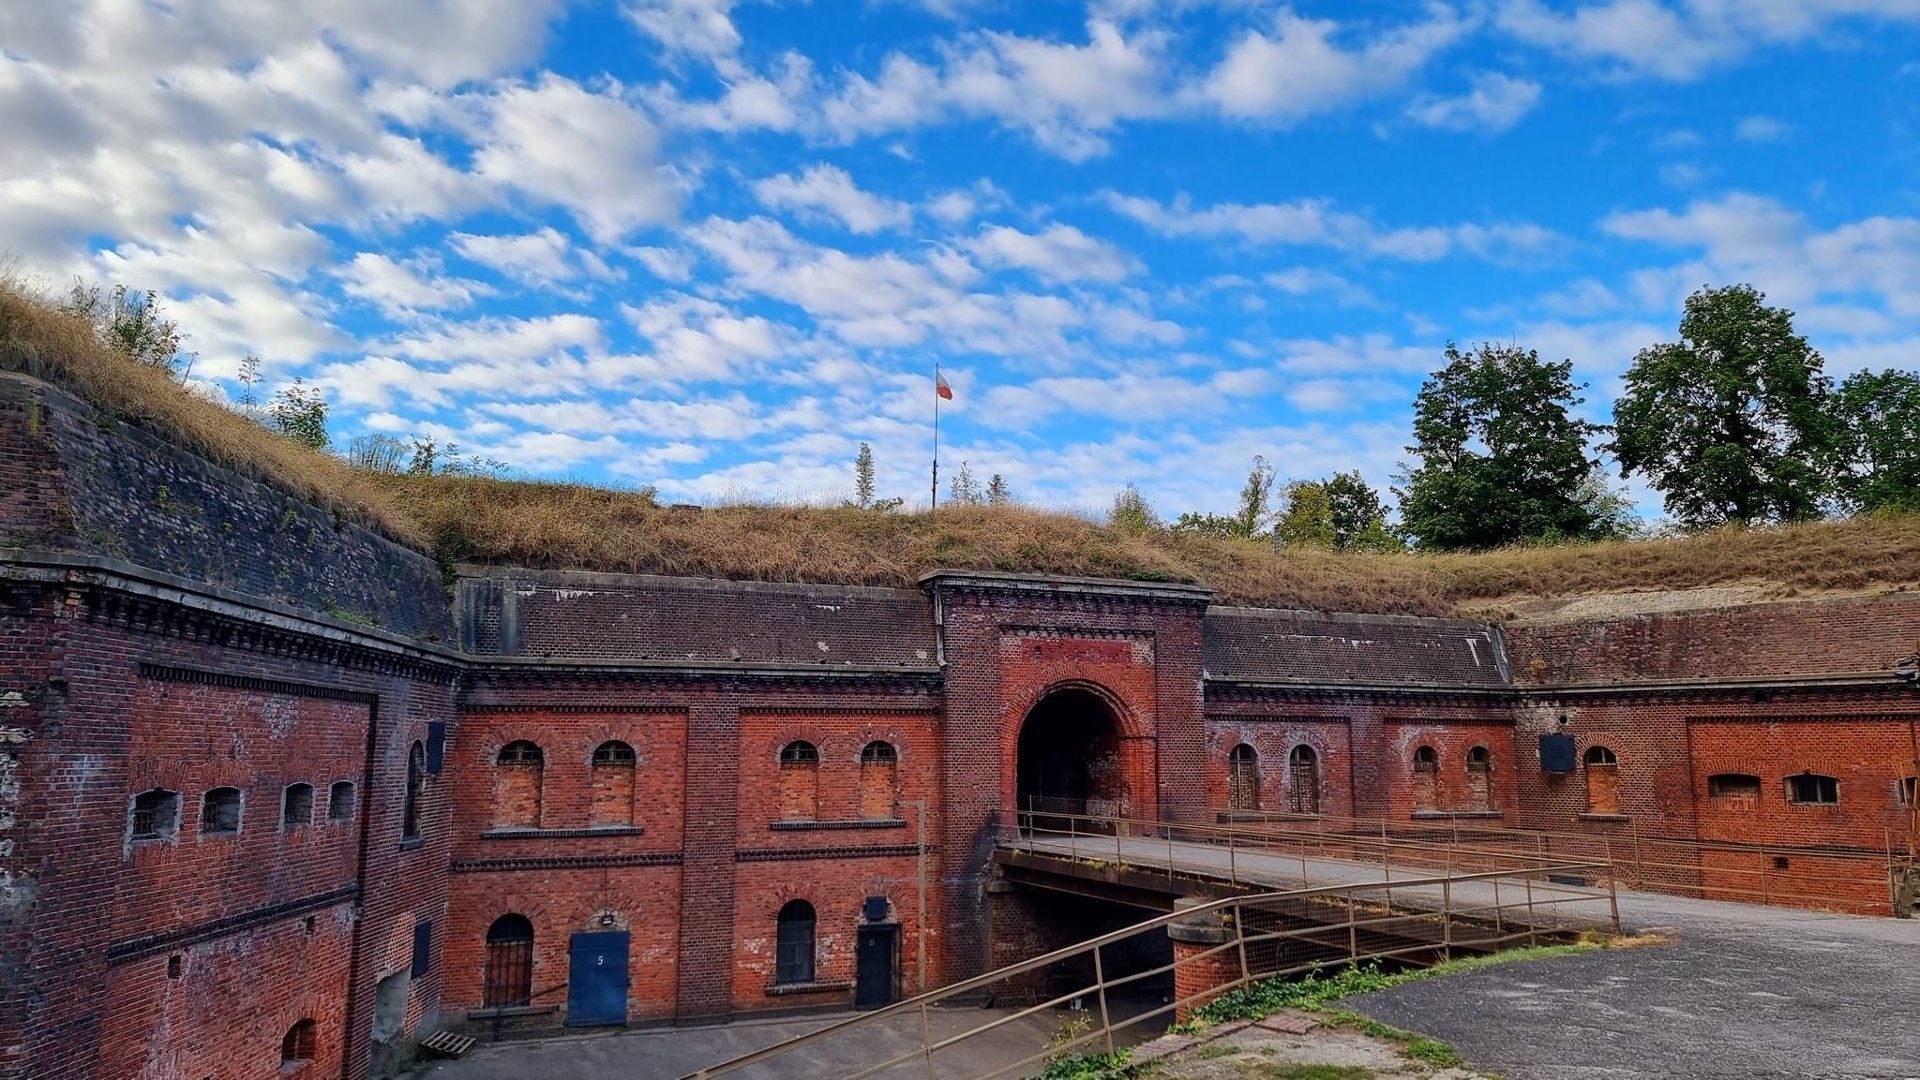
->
[[1344, 888, 1920, 1080], [419, 837, 1920, 1080]]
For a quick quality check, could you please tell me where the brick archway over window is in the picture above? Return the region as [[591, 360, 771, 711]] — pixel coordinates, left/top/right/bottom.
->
[[1287, 745, 1320, 815], [1584, 745, 1620, 815], [1226, 743, 1259, 812]]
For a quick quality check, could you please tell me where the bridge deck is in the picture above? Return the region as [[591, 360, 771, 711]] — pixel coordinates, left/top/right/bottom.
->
[[1001, 832, 1616, 933]]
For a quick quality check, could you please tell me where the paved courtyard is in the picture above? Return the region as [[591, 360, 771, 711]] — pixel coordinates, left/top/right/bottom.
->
[[422, 872, 1920, 1080]]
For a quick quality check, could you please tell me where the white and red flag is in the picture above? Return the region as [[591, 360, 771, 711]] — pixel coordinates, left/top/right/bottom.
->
[[935, 370, 953, 400]]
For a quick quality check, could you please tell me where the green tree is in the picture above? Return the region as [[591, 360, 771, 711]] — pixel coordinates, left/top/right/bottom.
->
[[267, 379, 328, 450], [1233, 455, 1275, 540], [1273, 481, 1337, 549], [853, 442, 876, 507], [1395, 342, 1606, 550], [1168, 512, 1244, 539], [1108, 483, 1160, 533], [1609, 285, 1837, 529], [58, 281, 196, 376], [236, 354, 263, 411], [1323, 471, 1402, 551], [1832, 368, 1920, 513], [408, 439, 438, 475], [986, 473, 1011, 505]]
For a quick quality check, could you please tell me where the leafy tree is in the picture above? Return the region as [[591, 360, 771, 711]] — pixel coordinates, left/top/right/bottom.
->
[[987, 473, 1011, 505], [267, 379, 328, 449], [345, 434, 409, 473], [853, 442, 876, 507], [1233, 455, 1275, 540], [949, 460, 982, 505], [409, 439, 439, 475], [1395, 342, 1606, 550], [1573, 465, 1640, 541], [1108, 483, 1160, 533], [1322, 471, 1402, 551], [1832, 368, 1920, 513], [1273, 481, 1337, 549], [1610, 285, 1838, 529], [58, 281, 195, 376], [1169, 512, 1245, 539]]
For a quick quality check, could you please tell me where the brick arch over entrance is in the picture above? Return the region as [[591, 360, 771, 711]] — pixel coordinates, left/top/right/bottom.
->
[[1010, 681, 1151, 822]]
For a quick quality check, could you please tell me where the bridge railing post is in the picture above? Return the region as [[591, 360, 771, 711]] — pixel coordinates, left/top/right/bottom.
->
[[1093, 941, 1115, 1057], [919, 1000, 936, 1080], [1441, 877, 1452, 963], [1234, 901, 1251, 988]]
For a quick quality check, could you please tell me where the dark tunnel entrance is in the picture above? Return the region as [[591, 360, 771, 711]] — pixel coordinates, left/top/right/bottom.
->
[[1016, 687, 1125, 825]]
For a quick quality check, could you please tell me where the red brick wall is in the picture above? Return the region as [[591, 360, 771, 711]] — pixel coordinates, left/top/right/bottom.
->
[[99, 903, 356, 1080], [1376, 719, 1517, 819], [1204, 719, 1354, 817]]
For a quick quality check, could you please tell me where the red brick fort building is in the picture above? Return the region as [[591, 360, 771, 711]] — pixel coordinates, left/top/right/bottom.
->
[[4, 370, 1917, 1079]]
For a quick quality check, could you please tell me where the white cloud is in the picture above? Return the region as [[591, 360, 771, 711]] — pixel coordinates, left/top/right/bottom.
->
[[821, 20, 1171, 160], [1202, 7, 1469, 122], [473, 75, 680, 243], [1406, 72, 1542, 132], [623, 0, 742, 57], [1735, 114, 1789, 141], [754, 164, 913, 233], [335, 253, 484, 316], [1102, 192, 1560, 263], [1496, 0, 1920, 81], [450, 228, 582, 286], [619, 295, 788, 382], [966, 223, 1137, 283]]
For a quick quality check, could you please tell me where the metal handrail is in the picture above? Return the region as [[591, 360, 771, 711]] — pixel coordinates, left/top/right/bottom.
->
[[679, 859, 1615, 1080]]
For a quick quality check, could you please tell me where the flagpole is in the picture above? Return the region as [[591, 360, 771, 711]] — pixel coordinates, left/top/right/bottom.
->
[[931, 363, 940, 512]]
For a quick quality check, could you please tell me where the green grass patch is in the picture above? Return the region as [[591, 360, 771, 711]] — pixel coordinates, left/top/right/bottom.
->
[[1235, 1064, 1376, 1080], [1030, 1048, 1152, 1080]]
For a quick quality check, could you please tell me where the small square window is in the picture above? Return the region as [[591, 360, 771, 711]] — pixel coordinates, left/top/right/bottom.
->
[[282, 783, 314, 828], [130, 789, 181, 843]]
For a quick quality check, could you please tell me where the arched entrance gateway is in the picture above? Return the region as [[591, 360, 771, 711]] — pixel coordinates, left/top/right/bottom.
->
[[1015, 686, 1130, 824]]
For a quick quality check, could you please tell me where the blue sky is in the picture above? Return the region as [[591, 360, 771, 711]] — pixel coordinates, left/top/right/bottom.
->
[[4, 2, 1918, 521]]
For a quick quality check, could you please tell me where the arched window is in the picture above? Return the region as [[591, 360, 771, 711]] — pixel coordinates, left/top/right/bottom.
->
[[1464, 745, 1493, 811], [1287, 745, 1320, 815], [130, 788, 181, 843], [858, 741, 899, 820], [328, 781, 355, 823], [775, 900, 816, 985], [1225, 744, 1259, 811], [493, 741, 545, 828], [1707, 773, 1761, 800], [1583, 745, 1620, 815], [1411, 746, 1439, 812], [483, 914, 534, 1008], [1902, 776, 1917, 806], [200, 787, 242, 836], [402, 741, 425, 841], [1786, 772, 1839, 805], [281, 783, 314, 829], [280, 1018, 316, 1065], [778, 741, 819, 821], [590, 740, 637, 827]]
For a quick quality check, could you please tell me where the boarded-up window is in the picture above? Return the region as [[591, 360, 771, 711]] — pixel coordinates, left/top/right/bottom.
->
[[493, 741, 545, 828], [1287, 745, 1320, 814], [590, 741, 636, 827], [1227, 744, 1259, 811], [131, 789, 181, 843], [200, 787, 242, 836], [327, 781, 355, 823], [859, 741, 898, 819], [1465, 746, 1493, 811], [282, 783, 314, 829], [1707, 773, 1761, 801], [1411, 746, 1438, 812], [779, 741, 820, 821], [403, 742, 426, 841], [775, 900, 816, 985], [1786, 773, 1838, 805], [1582, 746, 1620, 815], [1902, 777, 1917, 806], [281, 1018, 316, 1064]]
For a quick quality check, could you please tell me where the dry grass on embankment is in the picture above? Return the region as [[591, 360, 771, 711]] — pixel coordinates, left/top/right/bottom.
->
[[6, 279, 1919, 618]]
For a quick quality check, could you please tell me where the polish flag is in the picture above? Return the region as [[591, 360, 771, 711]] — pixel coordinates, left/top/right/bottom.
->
[[935, 371, 953, 400]]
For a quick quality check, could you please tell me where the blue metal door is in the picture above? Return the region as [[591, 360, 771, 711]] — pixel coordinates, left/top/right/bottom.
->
[[566, 931, 630, 1027]]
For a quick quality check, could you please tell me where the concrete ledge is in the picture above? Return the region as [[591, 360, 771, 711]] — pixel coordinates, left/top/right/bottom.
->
[[763, 981, 852, 997]]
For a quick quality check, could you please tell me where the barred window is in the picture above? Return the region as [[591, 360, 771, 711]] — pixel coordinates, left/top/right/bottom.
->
[[200, 787, 242, 836], [130, 789, 181, 843]]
